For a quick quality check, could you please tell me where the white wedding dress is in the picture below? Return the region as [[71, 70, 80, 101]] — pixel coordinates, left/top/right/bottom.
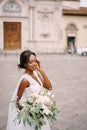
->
[[6, 71, 51, 130]]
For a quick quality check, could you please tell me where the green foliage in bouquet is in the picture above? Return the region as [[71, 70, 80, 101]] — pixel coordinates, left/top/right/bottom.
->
[[14, 90, 58, 130]]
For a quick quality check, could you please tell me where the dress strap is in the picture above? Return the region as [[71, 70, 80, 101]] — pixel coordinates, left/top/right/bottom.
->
[[21, 72, 43, 87]]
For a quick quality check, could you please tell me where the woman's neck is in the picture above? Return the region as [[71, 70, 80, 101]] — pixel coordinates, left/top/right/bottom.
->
[[25, 69, 33, 76]]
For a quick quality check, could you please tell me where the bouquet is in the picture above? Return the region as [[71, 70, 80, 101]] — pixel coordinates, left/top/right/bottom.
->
[[14, 90, 58, 130]]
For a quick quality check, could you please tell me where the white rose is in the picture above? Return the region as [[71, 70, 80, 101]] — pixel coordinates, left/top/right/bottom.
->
[[42, 105, 50, 115]]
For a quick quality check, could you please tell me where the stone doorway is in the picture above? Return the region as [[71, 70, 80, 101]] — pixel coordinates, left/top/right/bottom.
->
[[67, 36, 76, 54]]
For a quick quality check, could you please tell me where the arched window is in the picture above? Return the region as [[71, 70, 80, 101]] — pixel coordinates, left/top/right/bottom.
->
[[66, 24, 77, 31], [3, 1, 22, 13]]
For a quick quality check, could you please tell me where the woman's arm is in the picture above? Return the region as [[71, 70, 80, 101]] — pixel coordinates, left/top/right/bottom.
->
[[36, 60, 52, 90], [17, 78, 29, 110]]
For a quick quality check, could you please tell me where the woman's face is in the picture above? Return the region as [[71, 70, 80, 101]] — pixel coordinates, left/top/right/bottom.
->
[[25, 54, 38, 71]]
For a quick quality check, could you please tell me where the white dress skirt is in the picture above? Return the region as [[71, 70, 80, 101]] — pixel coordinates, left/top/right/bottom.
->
[[6, 72, 51, 130]]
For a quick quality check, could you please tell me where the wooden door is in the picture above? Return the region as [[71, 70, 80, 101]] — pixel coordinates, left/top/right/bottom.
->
[[4, 22, 21, 50]]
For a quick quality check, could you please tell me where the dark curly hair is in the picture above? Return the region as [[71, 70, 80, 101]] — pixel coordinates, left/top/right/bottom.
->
[[18, 50, 36, 69]]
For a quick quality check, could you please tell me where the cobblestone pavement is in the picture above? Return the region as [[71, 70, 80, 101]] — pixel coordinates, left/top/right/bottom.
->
[[0, 54, 87, 130]]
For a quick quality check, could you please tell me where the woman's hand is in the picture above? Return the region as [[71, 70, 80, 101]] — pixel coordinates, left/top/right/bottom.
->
[[36, 60, 42, 71], [36, 60, 52, 90], [16, 97, 23, 110], [17, 102, 23, 110]]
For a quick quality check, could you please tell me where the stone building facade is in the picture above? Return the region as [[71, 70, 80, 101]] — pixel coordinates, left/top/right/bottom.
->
[[62, 0, 87, 54], [0, 0, 87, 53], [0, 0, 62, 53]]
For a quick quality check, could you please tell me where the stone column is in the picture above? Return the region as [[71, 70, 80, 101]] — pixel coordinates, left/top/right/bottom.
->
[[28, 0, 35, 41]]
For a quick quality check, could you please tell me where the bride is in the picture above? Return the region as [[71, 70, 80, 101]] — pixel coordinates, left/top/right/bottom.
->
[[6, 50, 52, 130]]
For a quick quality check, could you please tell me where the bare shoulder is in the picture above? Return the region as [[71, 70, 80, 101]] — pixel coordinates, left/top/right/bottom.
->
[[19, 78, 30, 88], [17, 78, 30, 99]]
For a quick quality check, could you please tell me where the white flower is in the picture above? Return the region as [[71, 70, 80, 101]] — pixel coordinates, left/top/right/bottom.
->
[[40, 91, 46, 96], [19, 97, 26, 106], [43, 96, 52, 105], [51, 94, 55, 99], [36, 95, 44, 103], [31, 93, 38, 98], [47, 92, 54, 99], [47, 91, 52, 96], [42, 104, 50, 115]]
